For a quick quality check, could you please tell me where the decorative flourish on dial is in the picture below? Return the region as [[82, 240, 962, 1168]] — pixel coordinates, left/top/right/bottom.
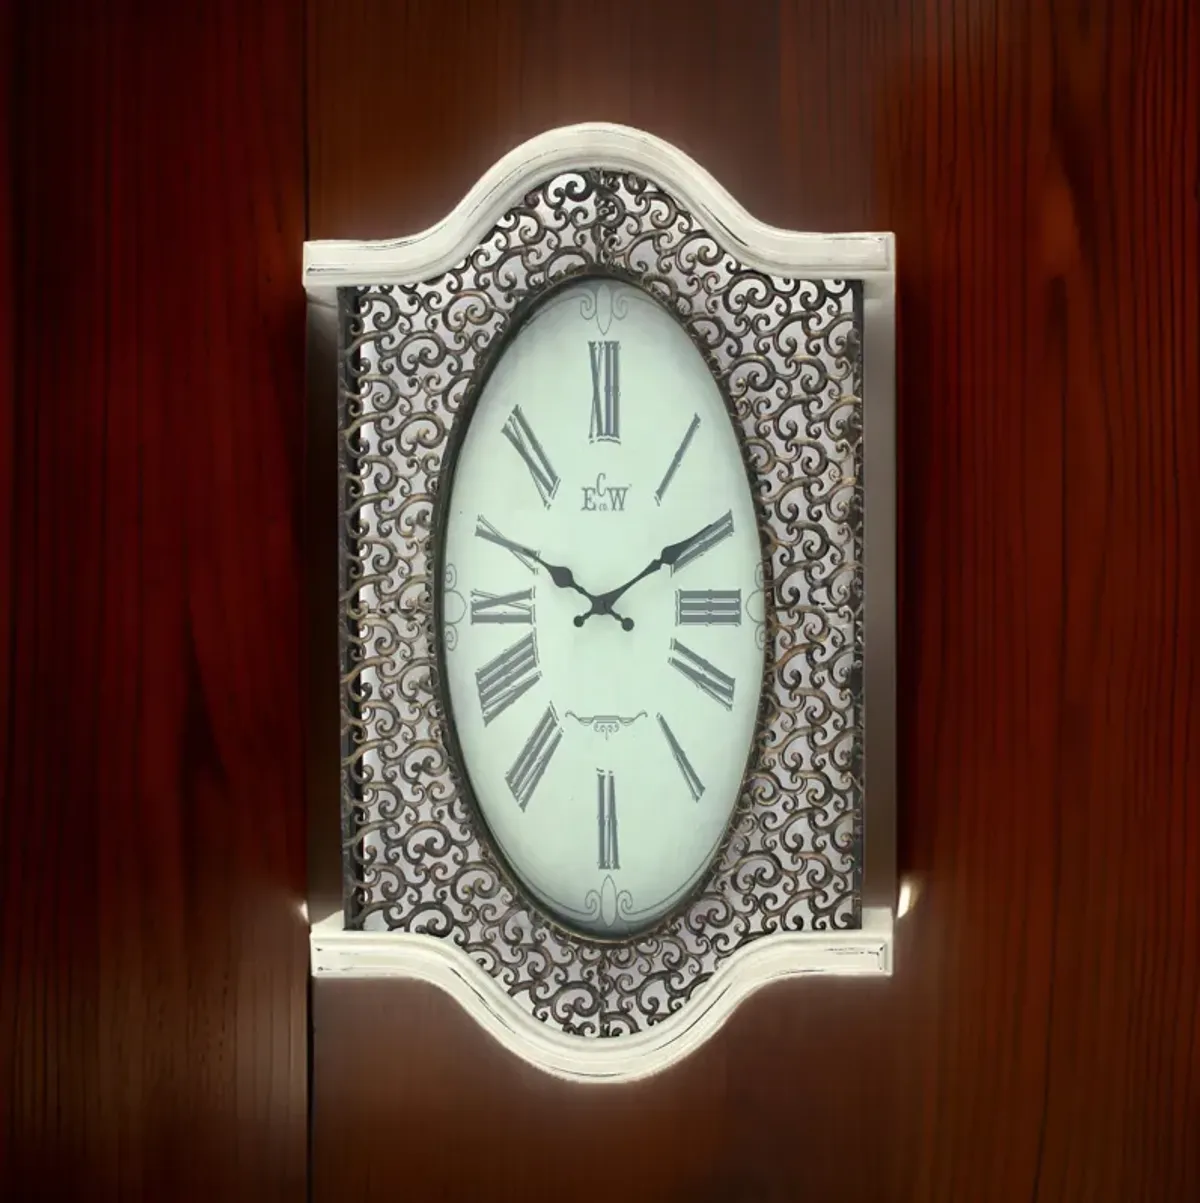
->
[[563, 710, 648, 738], [746, 562, 769, 651], [583, 874, 635, 930], [578, 279, 629, 335], [441, 564, 467, 650]]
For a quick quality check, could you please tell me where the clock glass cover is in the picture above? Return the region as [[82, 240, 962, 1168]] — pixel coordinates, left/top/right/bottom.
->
[[439, 278, 765, 937]]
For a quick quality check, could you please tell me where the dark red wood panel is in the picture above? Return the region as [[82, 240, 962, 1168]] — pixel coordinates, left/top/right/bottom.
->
[[0, 0, 14, 974], [1, 4, 309, 1200], [307, 2, 1200, 1202]]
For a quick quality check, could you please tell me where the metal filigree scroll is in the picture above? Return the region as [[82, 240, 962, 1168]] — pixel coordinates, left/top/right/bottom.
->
[[337, 166, 863, 1038]]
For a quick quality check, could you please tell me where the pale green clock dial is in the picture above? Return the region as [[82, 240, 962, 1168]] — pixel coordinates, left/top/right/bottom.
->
[[440, 279, 764, 937]]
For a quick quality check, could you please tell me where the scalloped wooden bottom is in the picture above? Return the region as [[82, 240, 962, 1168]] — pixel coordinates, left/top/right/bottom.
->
[[310, 908, 893, 1083]]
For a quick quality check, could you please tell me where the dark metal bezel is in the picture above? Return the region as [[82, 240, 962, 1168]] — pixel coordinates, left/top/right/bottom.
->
[[428, 266, 776, 947]]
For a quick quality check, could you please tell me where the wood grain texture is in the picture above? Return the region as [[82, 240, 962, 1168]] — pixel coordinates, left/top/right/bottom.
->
[[308, 2, 1200, 1202], [0, 4, 309, 1200]]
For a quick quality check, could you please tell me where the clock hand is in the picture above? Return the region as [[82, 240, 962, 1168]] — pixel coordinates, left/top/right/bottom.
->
[[532, 556, 635, 628], [531, 554, 594, 601], [575, 512, 734, 630], [481, 526, 633, 626], [479, 521, 596, 601]]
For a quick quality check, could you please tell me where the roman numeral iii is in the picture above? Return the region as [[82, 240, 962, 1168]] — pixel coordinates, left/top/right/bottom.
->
[[470, 588, 534, 625], [589, 341, 620, 443], [676, 589, 742, 626], [502, 405, 559, 507], [475, 633, 540, 725], [668, 639, 735, 710], [506, 704, 562, 810], [657, 714, 704, 801], [596, 770, 619, 869]]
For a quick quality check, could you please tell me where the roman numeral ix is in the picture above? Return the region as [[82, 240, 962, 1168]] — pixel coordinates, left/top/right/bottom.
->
[[502, 405, 559, 506], [470, 588, 534, 625], [506, 704, 563, 810], [596, 769, 619, 869], [676, 589, 742, 626], [668, 639, 735, 710], [657, 714, 704, 801], [589, 341, 620, 443], [475, 633, 540, 725]]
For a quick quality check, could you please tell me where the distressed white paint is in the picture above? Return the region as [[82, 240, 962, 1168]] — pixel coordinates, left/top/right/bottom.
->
[[303, 123, 894, 291], [310, 907, 892, 1084]]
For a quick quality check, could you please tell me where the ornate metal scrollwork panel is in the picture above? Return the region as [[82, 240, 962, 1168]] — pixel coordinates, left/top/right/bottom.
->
[[337, 166, 863, 1038]]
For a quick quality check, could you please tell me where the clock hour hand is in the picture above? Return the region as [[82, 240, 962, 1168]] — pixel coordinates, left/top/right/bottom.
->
[[475, 517, 637, 631], [529, 552, 596, 603], [511, 542, 635, 628], [476, 518, 597, 603], [538, 556, 634, 631]]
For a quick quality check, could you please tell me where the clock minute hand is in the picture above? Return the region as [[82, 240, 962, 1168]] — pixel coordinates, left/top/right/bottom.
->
[[577, 514, 733, 629], [656, 511, 734, 573], [591, 557, 666, 611], [609, 513, 732, 600]]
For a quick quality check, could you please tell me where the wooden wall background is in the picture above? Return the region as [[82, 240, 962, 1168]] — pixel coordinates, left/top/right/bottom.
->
[[3, 2, 1197, 1202], [1, 3, 309, 1200]]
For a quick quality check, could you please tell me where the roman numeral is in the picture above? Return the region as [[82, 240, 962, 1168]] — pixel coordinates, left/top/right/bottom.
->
[[656, 714, 704, 801], [596, 770, 619, 869], [670, 510, 734, 574], [676, 589, 742, 626], [474, 515, 537, 571], [506, 704, 563, 810], [470, 589, 534, 625], [475, 633, 540, 725], [589, 341, 620, 443], [502, 405, 559, 506], [655, 414, 700, 504], [668, 639, 735, 710]]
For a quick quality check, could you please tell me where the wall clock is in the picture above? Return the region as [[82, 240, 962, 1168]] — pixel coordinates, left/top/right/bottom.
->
[[305, 124, 897, 1083]]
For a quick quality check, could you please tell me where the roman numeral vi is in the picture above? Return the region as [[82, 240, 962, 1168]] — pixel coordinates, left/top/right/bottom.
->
[[596, 770, 619, 869]]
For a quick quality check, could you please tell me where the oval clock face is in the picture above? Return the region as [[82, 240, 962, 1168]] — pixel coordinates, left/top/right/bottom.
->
[[439, 279, 764, 937]]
